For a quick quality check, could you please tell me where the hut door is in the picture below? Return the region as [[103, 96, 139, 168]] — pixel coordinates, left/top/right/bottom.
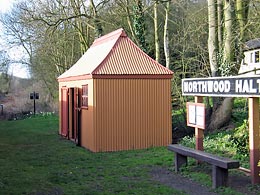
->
[[61, 87, 69, 137], [74, 87, 81, 146]]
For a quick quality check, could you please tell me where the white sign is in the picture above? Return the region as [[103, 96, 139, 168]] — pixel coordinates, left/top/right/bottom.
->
[[187, 102, 205, 129], [182, 76, 260, 97]]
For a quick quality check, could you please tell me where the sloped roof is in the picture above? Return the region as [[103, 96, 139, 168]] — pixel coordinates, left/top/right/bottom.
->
[[244, 38, 260, 51], [58, 28, 173, 81]]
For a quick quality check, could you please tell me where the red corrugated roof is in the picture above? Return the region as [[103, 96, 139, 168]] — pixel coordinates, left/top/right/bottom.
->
[[58, 28, 173, 81]]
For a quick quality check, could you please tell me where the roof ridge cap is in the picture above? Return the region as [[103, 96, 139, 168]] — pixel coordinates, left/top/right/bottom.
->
[[91, 28, 126, 47]]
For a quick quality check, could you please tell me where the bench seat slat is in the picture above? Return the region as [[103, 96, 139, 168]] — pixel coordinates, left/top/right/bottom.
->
[[168, 144, 239, 169]]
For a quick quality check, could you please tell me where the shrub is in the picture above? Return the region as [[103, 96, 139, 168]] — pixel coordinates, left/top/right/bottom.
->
[[229, 120, 249, 159]]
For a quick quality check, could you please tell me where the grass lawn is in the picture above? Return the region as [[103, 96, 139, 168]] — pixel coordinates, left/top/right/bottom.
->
[[0, 115, 184, 195]]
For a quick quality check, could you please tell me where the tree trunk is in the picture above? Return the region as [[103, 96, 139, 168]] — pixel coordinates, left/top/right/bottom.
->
[[208, 0, 218, 77], [126, 0, 139, 44], [217, 0, 223, 50], [164, 1, 170, 69], [236, 0, 250, 43], [207, 97, 234, 131], [207, 0, 250, 131], [70, 0, 87, 54], [89, 0, 103, 38], [223, 0, 234, 63], [133, 0, 147, 53], [154, 0, 160, 62], [236, 0, 250, 67], [207, 0, 235, 131]]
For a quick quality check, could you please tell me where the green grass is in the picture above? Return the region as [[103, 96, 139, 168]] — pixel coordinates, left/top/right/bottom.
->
[[0, 113, 257, 195], [0, 115, 184, 195]]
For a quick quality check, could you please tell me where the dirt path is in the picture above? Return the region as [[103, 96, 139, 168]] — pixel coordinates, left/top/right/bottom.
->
[[151, 167, 219, 195], [150, 166, 260, 195]]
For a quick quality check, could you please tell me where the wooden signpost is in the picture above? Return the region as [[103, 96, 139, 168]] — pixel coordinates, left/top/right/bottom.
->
[[186, 99, 205, 151], [182, 75, 260, 184]]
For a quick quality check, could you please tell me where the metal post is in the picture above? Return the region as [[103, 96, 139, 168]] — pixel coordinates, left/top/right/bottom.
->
[[30, 91, 39, 115], [33, 91, 36, 115], [0, 104, 3, 115]]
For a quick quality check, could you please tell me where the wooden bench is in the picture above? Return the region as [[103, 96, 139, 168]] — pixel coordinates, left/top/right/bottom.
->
[[167, 144, 240, 188]]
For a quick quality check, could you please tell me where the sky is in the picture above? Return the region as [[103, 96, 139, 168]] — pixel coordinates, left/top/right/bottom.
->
[[0, 0, 15, 12], [0, 0, 30, 79]]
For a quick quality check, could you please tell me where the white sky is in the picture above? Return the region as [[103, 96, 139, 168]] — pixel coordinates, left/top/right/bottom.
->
[[0, 0, 15, 12], [0, 0, 30, 78]]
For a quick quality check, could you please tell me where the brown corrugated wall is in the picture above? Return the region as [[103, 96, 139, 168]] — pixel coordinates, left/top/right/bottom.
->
[[93, 78, 172, 152]]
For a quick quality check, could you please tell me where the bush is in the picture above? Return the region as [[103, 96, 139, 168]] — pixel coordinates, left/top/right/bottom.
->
[[229, 120, 249, 159], [180, 131, 235, 157]]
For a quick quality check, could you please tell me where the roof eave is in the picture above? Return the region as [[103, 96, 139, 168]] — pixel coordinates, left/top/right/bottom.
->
[[57, 74, 92, 82], [58, 73, 173, 82]]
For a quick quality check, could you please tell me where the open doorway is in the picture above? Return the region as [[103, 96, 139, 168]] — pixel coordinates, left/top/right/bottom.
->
[[68, 88, 81, 146]]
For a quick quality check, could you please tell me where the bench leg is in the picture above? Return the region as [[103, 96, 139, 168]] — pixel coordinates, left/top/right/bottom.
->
[[212, 165, 228, 188], [175, 153, 187, 172]]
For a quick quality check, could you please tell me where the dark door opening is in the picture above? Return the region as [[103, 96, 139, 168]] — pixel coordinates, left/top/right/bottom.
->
[[69, 87, 81, 146]]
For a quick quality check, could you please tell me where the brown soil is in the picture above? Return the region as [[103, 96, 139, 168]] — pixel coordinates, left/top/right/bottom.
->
[[150, 166, 260, 195]]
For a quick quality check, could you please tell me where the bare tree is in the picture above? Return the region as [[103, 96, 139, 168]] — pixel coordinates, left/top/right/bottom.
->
[[0, 50, 11, 94], [207, 0, 250, 131], [154, 0, 160, 62], [89, 0, 103, 38], [163, 0, 170, 69], [208, 0, 218, 77]]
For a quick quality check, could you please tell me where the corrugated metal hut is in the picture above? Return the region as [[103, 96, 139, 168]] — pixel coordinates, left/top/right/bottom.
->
[[58, 28, 173, 152]]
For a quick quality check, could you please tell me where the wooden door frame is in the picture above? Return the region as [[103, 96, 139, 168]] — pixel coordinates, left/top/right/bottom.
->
[[61, 87, 69, 138]]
